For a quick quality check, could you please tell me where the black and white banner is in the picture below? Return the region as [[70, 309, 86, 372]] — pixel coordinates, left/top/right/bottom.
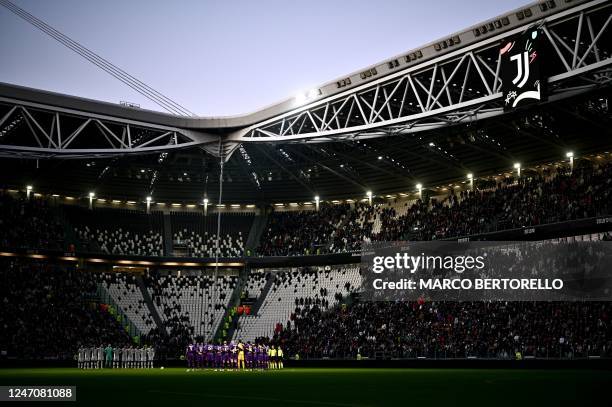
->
[[500, 28, 546, 110]]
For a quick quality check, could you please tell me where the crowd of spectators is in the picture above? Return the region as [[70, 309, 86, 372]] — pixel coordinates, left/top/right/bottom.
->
[[259, 161, 612, 255], [273, 300, 612, 359], [0, 260, 132, 360], [0, 258, 233, 361], [368, 161, 612, 242], [0, 191, 64, 250], [258, 203, 351, 256]]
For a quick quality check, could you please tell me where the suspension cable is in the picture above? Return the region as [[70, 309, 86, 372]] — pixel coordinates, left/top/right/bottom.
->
[[0, 0, 196, 116]]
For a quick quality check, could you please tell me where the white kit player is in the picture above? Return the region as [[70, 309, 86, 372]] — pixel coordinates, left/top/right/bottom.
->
[[113, 346, 121, 368], [90, 347, 97, 369], [137, 347, 143, 368], [77, 347, 84, 369], [122, 346, 129, 368], [128, 346, 134, 368], [97, 346, 104, 369], [84, 346, 91, 369], [147, 347, 155, 368]]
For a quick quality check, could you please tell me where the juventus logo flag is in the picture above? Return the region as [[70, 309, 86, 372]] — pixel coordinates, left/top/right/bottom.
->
[[500, 28, 546, 111]]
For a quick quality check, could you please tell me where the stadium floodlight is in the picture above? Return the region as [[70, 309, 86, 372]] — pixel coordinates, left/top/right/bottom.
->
[[314, 195, 320, 211], [566, 151, 574, 172], [378, 156, 383, 160], [467, 173, 474, 190], [26, 185, 33, 198], [203, 197, 209, 216], [146, 196, 152, 214], [88, 191, 95, 210], [295, 88, 319, 105], [513, 162, 521, 177], [416, 183, 423, 197], [366, 191, 373, 205]]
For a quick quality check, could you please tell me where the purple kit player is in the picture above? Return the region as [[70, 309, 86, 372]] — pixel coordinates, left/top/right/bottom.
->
[[214, 344, 223, 370], [264, 344, 270, 368], [206, 343, 215, 368], [257, 344, 265, 369], [186, 343, 196, 370], [197, 342, 205, 369], [245, 342, 254, 370], [222, 341, 230, 369]]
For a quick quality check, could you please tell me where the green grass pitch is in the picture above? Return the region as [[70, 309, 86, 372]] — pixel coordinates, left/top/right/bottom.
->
[[1, 367, 610, 406]]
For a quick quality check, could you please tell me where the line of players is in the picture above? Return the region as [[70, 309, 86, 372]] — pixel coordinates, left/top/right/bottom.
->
[[77, 345, 155, 369], [186, 342, 284, 371]]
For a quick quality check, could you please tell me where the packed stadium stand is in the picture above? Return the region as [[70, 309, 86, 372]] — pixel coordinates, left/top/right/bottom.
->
[[232, 266, 361, 342], [274, 232, 612, 359], [145, 273, 238, 342], [0, 260, 132, 360], [1, 160, 610, 260], [0, 148, 611, 362], [275, 300, 612, 360], [258, 160, 612, 255], [171, 211, 253, 257], [64, 206, 164, 256], [257, 203, 351, 256], [0, 192, 64, 251]]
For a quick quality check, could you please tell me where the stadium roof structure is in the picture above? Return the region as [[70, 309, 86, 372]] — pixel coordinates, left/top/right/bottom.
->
[[0, 0, 611, 203]]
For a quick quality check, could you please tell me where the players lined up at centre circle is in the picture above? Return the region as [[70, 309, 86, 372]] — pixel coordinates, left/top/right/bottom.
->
[[186, 341, 284, 371]]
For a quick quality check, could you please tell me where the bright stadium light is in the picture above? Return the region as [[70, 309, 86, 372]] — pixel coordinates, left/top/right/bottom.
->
[[467, 173, 474, 190], [88, 192, 95, 210], [566, 151, 574, 171], [203, 197, 209, 216], [146, 196, 152, 214], [26, 185, 32, 198], [513, 162, 521, 178], [366, 191, 372, 205], [295, 88, 319, 105], [314, 195, 320, 211]]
